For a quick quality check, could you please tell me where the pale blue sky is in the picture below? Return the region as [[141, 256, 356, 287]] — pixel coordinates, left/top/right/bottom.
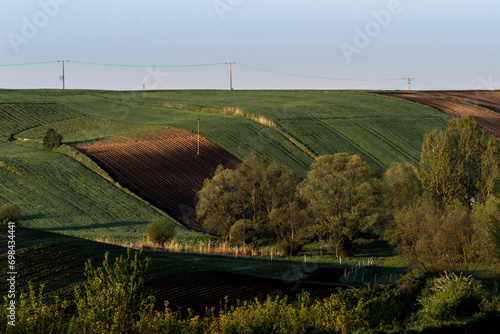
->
[[1, 0, 499, 90]]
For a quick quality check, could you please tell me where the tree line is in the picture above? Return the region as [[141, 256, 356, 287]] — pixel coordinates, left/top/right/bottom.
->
[[197, 117, 500, 271]]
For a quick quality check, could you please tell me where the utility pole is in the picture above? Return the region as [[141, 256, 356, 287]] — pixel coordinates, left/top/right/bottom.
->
[[197, 117, 200, 155], [225, 62, 235, 90], [58, 60, 69, 89], [404, 77, 415, 91], [143, 83, 145, 90]]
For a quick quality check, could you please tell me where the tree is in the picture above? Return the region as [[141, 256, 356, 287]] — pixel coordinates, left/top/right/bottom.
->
[[72, 250, 154, 334], [471, 196, 500, 266], [268, 199, 314, 255], [420, 117, 500, 207], [0, 203, 23, 224], [298, 153, 377, 257], [197, 153, 310, 254], [145, 217, 176, 247], [383, 162, 422, 216], [387, 198, 475, 272], [43, 128, 63, 149], [487, 199, 500, 263], [479, 137, 500, 201], [196, 165, 246, 238]]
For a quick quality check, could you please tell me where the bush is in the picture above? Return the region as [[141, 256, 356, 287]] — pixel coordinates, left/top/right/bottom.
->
[[71, 250, 154, 334], [0, 283, 68, 334], [146, 217, 176, 247], [0, 204, 23, 223], [417, 273, 487, 325], [42, 128, 63, 149], [7, 133, 15, 142]]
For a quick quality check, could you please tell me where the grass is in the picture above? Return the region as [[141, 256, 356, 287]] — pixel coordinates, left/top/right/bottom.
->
[[0, 141, 203, 243], [2, 89, 451, 178]]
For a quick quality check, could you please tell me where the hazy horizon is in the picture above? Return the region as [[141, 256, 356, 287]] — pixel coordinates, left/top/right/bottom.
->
[[1, 0, 499, 91]]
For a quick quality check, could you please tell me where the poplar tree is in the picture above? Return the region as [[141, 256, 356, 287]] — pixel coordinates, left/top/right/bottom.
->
[[419, 117, 500, 207]]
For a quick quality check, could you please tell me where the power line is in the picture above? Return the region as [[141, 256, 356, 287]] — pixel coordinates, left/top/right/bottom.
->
[[0, 61, 57, 67], [238, 63, 403, 82], [69, 61, 227, 68]]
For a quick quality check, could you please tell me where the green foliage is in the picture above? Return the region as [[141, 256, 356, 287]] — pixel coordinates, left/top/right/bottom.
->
[[229, 219, 251, 245], [383, 162, 422, 217], [197, 165, 244, 238], [7, 133, 15, 142], [298, 153, 380, 257], [42, 128, 63, 149], [420, 117, 500, 207], [197, 153, 311, 254], [71, 249, 155, 334], [0, 204, 23, 223], [417, 273, 487, 325], [470, 196, 500, 266], [489, 201, 500, 262], [1, 283, 68, 334], [387, 198, 475, 272], [146, 217, 176, 247]]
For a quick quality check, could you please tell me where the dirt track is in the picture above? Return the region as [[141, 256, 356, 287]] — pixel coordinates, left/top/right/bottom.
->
[[377, 91, 500, 139]]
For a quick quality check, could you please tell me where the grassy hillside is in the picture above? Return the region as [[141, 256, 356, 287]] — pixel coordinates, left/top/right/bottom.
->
[[0, 141, 201, 242], [0, 88, 452, 247], [2, 89, 451, 178]]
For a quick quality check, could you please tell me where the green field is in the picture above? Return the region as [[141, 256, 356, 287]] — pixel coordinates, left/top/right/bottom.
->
[[2, 89, 451, 178], [0, 88, 452, 245], [0, 141, 202, 242]]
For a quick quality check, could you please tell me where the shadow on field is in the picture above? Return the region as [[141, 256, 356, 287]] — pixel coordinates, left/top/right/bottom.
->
[[66, 137, 109, 146], [22, 213, 49, 221], [38, 220, 145, 232]]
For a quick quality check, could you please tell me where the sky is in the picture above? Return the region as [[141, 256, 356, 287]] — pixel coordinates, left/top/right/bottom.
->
[[0, 0, 499, 91]]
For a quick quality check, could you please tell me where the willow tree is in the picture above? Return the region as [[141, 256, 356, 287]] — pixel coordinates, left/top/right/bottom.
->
[[420, 117, 500, 207], [298, 153, 378, 257]]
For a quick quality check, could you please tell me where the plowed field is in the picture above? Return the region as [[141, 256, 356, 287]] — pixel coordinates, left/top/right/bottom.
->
[[147, 268, 357, 316], [427, 90, 500, 115], [378, 91, 500, 139], [78, 132, 241, 232]]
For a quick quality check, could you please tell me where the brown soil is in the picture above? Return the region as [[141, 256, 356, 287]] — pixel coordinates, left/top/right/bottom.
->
[[377, 91, 500, 139], [77, 134, 241, 232]]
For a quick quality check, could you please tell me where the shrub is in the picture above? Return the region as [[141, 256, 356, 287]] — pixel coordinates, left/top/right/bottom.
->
[[417, 273, 487, 325], [42, 128, 63, 149], [71, 250, 155, 334], [0, 283, 68, 334], [7, 133, 15, 142], [0, 204, 23, 223], [146, 217, 176, 247]]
